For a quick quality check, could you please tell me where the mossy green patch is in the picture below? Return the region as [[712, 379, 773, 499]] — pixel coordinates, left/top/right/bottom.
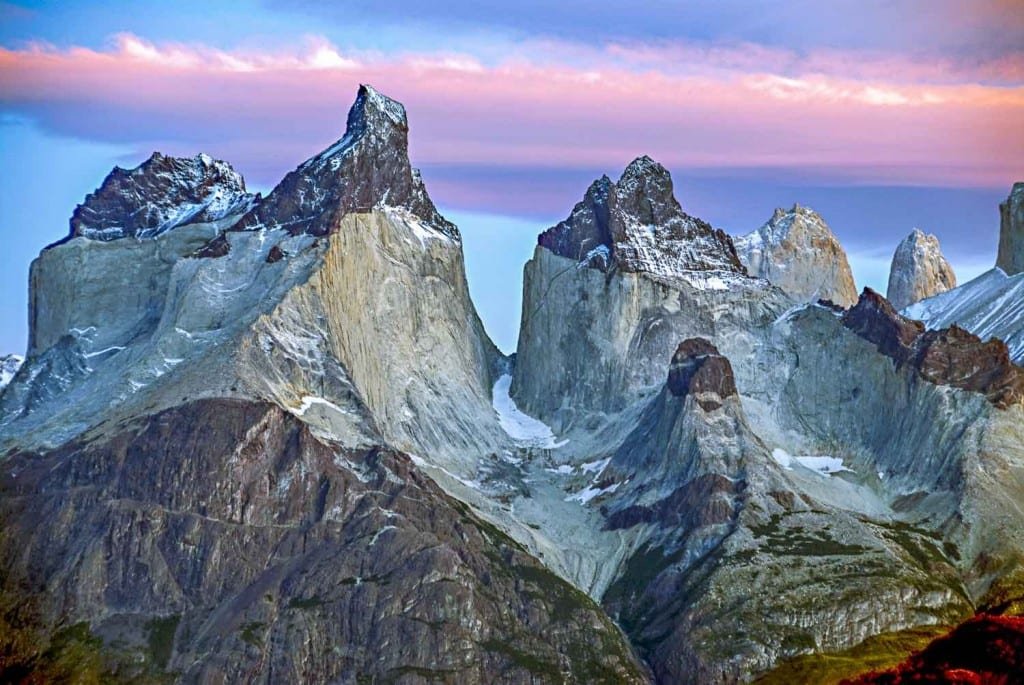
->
[[239, 621, 265, 647], [755, 624, 949, 685], [288, 595, 325, 610], [145, 615, 180, 670]]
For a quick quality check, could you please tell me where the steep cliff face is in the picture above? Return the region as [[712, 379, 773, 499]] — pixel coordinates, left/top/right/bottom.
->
[[515, 159, 787, 429], [996, 182, 1024, 276], [886, 229, 957, 310], [0, 87, 548, 682], [512, 159, 1024, 682], [5, 85, 504, 472], [734, 204, 858, 307]]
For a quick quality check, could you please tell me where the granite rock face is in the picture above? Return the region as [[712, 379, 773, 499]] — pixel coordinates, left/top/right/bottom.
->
[[237, 84, 456, 239], [996, 182, 1024, 276], [734, 204, 858, 306], [69, 152, 257, 241], [665, 338, 738, 409], [886, 228, 956, 310]]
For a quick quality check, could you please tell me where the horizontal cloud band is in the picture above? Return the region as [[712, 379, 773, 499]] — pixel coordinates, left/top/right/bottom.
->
[[0, 33, 1021, 197]]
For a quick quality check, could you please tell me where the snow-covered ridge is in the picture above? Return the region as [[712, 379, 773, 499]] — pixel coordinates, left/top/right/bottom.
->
[[905, 267, 1024, 362], [70, 152, 257, 242]]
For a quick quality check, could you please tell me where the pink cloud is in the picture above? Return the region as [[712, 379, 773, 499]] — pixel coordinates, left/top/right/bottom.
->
[[0, 34, 1020, 194]]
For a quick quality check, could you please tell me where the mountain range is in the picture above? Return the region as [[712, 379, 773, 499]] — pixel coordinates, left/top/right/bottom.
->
[[1, 85, 1022, 684]]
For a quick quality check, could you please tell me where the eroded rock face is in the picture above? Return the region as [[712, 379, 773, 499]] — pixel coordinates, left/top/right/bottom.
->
[[69, 152, 256, 241], [886, 229, 956, 310], [0, 399, 646, 684], [538, 156, 746, 288], [238, 84, 456, 239], [734, 204, 858, 306], [842, 288, 1024, 408], [996, 182, 1024, 276]]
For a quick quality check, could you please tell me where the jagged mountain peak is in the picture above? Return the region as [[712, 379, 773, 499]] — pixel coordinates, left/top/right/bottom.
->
[[734, 202, 858, 306], [537, 156, 746, 287], [68, 151, 257, 241], [237, 84, 457, 240], [886, 228, 956, 310]]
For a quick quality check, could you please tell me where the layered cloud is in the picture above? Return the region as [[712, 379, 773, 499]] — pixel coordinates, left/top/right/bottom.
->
[[0, 32, 1021, 204]]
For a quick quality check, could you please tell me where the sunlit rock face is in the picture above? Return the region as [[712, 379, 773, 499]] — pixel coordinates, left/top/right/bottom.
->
[[886, 228, 956, 310], [734, 204, 858, 307]]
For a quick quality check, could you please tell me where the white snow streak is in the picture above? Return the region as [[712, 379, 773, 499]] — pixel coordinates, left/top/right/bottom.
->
[[492, 374, 567, 449]]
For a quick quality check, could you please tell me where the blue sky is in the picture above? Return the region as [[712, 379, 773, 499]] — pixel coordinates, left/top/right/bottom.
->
[[0, 1, 1021, 353]]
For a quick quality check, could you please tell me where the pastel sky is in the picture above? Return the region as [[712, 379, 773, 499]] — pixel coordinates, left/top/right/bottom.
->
[[1, 1, 1022, 353]]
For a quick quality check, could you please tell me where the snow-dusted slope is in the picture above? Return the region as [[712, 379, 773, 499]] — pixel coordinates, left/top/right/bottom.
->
[[905, 267, 1024, 362], [0, 354, 22, 389], [886, 228, 956, 310]]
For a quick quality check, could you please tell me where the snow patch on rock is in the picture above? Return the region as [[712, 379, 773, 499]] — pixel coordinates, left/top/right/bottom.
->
[[772, 447, 852, 476], [492, 374, 567, 449]]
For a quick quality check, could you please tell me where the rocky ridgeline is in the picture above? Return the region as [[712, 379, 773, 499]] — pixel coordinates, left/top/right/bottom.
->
[[886, 228, 956, 310], [69, 152, 257, 241], [842, 288, 1024, 408], [734, 204, 858, 306]]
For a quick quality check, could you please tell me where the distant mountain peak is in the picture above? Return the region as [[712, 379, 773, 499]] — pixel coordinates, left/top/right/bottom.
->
[[886, 228, 956, 310], [735, 204, 858, 306], [996, 181, 1024, 276]]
